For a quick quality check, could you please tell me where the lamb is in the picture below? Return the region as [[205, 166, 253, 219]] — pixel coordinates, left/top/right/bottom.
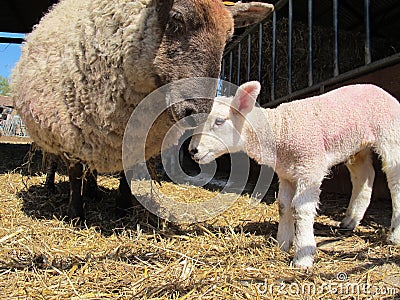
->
[[11, 0, 274, 219], [189, 81, 400, 268]]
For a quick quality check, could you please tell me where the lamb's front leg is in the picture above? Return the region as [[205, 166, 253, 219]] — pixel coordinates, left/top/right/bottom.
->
[[277, 179, 295, 252], [292, 179, 322, 268]]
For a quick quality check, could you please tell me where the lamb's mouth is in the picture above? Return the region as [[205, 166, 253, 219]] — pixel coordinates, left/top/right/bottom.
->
[[193, 152, 214, 164]]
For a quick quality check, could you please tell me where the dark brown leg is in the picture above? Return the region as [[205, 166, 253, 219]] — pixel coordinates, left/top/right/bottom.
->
[[116, 171, 135, 215], [84, 169, 99, 201], [67, 162, 85, 220], [45, 156, 58, 193], [118, 171, 165, 227]]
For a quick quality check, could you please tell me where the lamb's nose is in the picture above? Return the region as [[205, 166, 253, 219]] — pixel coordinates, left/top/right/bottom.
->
[[189, 148, 198, 156]]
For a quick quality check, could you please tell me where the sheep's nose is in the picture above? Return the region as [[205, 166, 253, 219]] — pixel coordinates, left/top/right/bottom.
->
[[189, 148, 198, 156]]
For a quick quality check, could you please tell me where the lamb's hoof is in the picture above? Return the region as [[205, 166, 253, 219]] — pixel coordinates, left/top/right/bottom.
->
[[388, 231, 400, 245], [278, 241, 292, 253], [292, 256, 314, 269], [340, 216, 359, 230]]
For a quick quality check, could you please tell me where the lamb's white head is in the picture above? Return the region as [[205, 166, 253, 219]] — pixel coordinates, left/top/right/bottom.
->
[[189, 81, 261, 164]]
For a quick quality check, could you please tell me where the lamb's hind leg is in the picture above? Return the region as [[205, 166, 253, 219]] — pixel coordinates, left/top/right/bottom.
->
[[341, 149, 375, 230], [277, 179, 296, 252], [381, 151, 400, 245]]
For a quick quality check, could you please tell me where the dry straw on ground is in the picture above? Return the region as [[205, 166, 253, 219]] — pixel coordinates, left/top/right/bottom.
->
[[0, 143, 399, 299]]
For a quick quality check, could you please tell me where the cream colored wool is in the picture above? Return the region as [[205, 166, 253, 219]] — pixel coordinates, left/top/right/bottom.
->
[[12, 0, 162, 173], [11, 0, 275, 176]]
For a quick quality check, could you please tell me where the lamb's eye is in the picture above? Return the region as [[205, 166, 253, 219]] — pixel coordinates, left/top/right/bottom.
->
[[168, 11, 186, 33], [215, 118, 225, 126]]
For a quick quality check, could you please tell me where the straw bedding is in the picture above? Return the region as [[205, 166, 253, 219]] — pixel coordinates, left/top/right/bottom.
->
[[0, 143, 399, 299]]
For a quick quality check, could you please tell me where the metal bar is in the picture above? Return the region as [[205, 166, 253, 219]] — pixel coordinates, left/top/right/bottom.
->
[[308, 0, 313, 87], [333, 0, 339, 76], [265, 53, 400, 108], [364, 0, 371, 64], [271, 11, 277, 102], [221, 57, 226, 81], [288, 0, 293, 94], [0, 37, 24, 44], [223, 0, 288, 56], [229, 50, 233, 83], [258, 23, 263, 83], [237, 42, 242, 85], [247, 33, 251, 81], [274, 0, 290, 11]]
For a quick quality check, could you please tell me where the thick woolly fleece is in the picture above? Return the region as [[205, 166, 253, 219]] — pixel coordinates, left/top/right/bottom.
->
[[190, 82, 400, 267], [11, 0, 163, 173]]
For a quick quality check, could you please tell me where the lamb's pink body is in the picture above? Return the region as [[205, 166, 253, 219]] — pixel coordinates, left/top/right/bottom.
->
[[190, 82, 400, 268], [267, 85, 400, 180]]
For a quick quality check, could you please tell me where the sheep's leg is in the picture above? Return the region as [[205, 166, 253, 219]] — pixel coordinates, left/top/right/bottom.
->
[[67, 162, 85, 220], [382, 157, 400, 245], [84, 169, 99, 201], [116, 171, 135, 216], [45, 155, 58, 193], [292, 179, 322, 268], [341, 149, 374, 230], [277, 179, 295, 252]]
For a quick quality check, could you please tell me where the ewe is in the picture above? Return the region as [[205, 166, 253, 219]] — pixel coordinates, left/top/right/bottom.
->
[[11, 0, 273, 219], [189, 81, 400, 268]]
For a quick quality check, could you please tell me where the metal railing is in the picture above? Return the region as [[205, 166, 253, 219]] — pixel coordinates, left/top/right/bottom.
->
[[221, 0, 400, 107], [0, 115, 28, 137]]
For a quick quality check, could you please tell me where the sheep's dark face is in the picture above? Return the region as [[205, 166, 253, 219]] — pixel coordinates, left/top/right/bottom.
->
[[154, 0, 234, 127], [153, 0, 273, 128]]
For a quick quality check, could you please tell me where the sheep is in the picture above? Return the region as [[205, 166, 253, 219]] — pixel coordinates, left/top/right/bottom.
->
[[11, 0, 274, 220], [189, 81, 400, 268]]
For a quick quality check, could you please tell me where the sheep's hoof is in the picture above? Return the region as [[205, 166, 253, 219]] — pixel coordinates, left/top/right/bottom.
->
[[84, 175, 99, 202], [115, 194, 137, 217], [44, 182, 57, 195], [340, 216, 359, 230], [84, 186, 100, 202], [67, 203, 85, 221]]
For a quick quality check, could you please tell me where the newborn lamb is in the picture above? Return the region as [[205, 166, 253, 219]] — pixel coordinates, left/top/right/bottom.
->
[[189, 81, 400, 268]]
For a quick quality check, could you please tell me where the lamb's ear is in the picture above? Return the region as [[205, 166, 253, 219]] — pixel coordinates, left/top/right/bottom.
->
[[232, 81, 261, 115], [225, 2, 274, 28]]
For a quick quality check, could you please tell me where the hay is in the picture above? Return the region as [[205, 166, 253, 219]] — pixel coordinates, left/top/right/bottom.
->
[[224, 18, 400, 104], [1, 168, 399, 299]]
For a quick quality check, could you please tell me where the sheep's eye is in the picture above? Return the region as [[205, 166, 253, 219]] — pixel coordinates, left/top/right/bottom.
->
[[214, 118, 225, 126], [168, 11, 186, 33], [226, 29, 234, 42]]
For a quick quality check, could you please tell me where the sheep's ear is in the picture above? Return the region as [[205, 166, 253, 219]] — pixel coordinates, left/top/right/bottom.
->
[[232, 81, 261, 115], [225, 2, 274, 28]]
